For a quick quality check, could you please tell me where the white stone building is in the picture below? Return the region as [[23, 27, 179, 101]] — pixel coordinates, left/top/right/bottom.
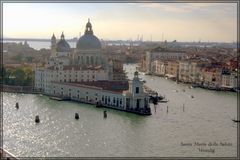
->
[[35, 20, 114, 92], [34, 19, 151, 115], [221, 71, 238, 89]]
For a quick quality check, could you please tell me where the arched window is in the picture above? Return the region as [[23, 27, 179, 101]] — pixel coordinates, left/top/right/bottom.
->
[[81, 56, 83, 64], [86, 56, 89, 65], [91, 56, 94, 65]]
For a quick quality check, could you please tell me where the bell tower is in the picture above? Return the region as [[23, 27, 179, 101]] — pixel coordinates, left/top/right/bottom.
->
[[129, 71, 144, 95], [51, 33, 57, 56], [127, 71, 148, 111]]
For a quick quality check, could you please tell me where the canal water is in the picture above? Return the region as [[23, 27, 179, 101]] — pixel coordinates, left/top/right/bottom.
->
[[3, 64, 238, 157]]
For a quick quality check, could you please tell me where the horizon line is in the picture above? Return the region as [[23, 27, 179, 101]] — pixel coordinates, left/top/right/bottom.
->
[[3, 37, 237, 44]]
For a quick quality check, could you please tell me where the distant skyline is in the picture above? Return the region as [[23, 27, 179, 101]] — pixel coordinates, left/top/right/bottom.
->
[[3, 3, 238, 42]]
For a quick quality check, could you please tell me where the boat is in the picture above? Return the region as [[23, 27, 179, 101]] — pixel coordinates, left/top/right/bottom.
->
[[49, 96, 70, 101], [103, 110, 107, 118], [35, 115, 40, 123], [233, 87, 240, 92], [232, 119, 240, 123], [191, 84, 200, 88], [96, 101, 103, 108], [15, 102, 19, 109], [159, 99, 169, 103], [75, 113, 79, 120]]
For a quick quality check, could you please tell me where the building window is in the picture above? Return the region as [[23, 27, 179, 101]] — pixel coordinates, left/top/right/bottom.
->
[[105, 96, 107, 104], [136, 87, 139, 94]]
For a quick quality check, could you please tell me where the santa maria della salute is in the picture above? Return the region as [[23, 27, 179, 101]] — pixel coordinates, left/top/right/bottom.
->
[[34, 19, 151, 115]]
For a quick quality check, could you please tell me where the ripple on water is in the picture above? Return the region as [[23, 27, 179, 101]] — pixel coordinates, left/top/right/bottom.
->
[[2, 64, 238, 157]]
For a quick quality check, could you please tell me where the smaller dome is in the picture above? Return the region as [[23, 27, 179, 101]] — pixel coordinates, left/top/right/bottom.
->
[[56, 32, 71, 52]]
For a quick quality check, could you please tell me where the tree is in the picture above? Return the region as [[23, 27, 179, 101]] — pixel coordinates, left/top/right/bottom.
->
[[13, 68, 25, 85]]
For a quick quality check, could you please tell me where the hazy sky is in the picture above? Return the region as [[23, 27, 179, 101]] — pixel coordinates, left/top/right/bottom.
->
[[3, 3, 237, 42]]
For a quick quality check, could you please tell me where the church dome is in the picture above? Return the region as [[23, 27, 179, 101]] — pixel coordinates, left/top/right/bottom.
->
[[77, 34, 101, 50], [76, 19, 101, 50], [56, 32, 71, 52]]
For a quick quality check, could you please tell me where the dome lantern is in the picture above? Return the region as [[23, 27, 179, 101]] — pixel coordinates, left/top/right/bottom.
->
[[85, 18, 93, 35], [61, 32, 65, 40], [76, 19, 101, 50]]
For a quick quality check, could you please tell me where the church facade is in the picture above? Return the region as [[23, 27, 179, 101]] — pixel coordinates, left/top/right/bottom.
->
[[34, 20, 151, 115]]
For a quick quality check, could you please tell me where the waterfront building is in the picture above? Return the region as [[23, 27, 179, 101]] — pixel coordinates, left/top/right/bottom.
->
[[178, 60, 204, 83], [145, 46, 186, 74], [178, 61, 191, 83], [222, 70, 238, 89], [221, 68, 231, 87], [152, 59, 167, 76], [165, 60, 179, 79], [201, 67, 222, 87], [229, 71, 238, 88], [34, 19, 150, 115], [50, 71, 150, 114]]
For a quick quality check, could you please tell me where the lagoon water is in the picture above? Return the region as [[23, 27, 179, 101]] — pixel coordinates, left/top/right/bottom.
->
[[3, 64, 238, 157]]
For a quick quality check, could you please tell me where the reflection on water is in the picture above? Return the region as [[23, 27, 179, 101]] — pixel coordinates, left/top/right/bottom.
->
[[3, 64, 237, 157]]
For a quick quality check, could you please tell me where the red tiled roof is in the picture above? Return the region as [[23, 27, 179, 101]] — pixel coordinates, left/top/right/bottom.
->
[[53, 81, 129, 93], [46, 65, 104, 71], [63, 65, 103, 71]]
